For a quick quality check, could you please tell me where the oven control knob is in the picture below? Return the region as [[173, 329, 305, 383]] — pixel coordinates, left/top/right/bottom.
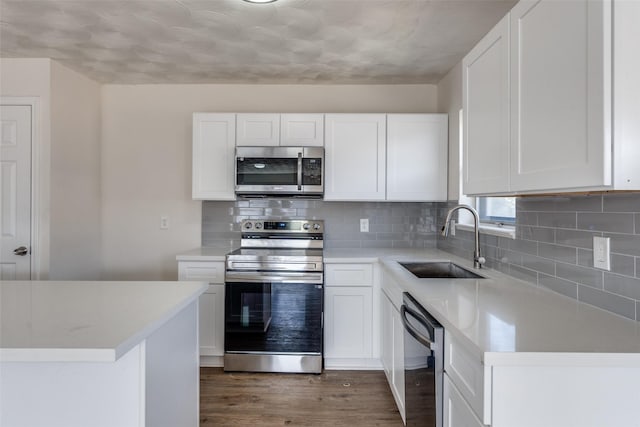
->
[[244, 222, 253, 230], [303, 223, 311, 230], [313, 223, 321, 230], [254, 222, 263, 229]]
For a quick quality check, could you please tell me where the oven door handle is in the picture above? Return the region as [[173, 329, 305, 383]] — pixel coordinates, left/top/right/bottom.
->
[[226, 271, 323, 284], [297, 151, 303, 191], [401, 304, 436, 350]]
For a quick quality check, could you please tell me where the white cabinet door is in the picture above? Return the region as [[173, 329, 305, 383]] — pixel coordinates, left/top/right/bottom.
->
[[192, 113, 236, 200], [463, 15, 510, 195], [280, 114, 324, 146], [387, 114, 448, 201], [444, 375, 485, 427], [324, 114, 386, 201], [509, 0, 610, 192], [199, 284, 225, 356], [444, 330, 490, 424], [381, 292, 406, 421], [178, 261, 225, 358], [324, 286, 373, 359], [381, 293, 393, 379], [236, 113, 280, 146], [390, 296, 405, 420]]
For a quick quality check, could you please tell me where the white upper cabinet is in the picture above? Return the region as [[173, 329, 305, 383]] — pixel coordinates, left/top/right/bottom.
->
[[236, 113, 280, 146], [463, 15, 510, 195], [236, 113, 324, 147], [463, 0, 640, 195], [387, 114, 448, 201], [509, 0, 609, 192], [192, 113, 236, 200], [324, 114, 387, 201], [280, 114, 324, 146]]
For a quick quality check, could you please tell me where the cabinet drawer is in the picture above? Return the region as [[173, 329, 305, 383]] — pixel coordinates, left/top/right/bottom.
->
[[444, 331, 490, 424], [325, 263, 374, 286], [178, 261, 225, 283]]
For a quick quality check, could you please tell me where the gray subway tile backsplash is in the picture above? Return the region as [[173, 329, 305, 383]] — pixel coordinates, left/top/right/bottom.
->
[[438, 193, 640, 321], [577, 212, 635, 234], [555, 262, 603, 290], [202, 199, 439, 249], [555, 229, 601, 249], [537, 212, 576, 228], [611, 254, 636, 277], [604, 232, 640, 257], [517, 195, 602, 212], [539, 274, 578, 299], [201, 193, 640, 321], [578, 285, 637, 320], [537, 242, 577, 264], [603, 193, 640, 212], [603, 273, 640, 300]]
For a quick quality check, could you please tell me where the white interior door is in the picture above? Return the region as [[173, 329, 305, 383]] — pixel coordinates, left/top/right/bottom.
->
[[1, 105, 32, 279]]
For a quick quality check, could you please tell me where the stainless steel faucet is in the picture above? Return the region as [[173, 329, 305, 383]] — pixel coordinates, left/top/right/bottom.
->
[[441, 204, 486, 269]]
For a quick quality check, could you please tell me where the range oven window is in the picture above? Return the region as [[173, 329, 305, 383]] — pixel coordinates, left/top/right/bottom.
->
[[225, 282, 323, 354], [236, 157, 298, 186]]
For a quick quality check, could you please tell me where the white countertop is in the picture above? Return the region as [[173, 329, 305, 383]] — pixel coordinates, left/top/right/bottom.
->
[[0, 280, 208, 363], [176, 247, 232, 261], [327, 248, 640, 366], [178, 246, 640, 365]]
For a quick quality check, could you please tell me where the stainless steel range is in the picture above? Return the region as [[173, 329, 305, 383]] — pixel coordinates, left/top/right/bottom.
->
[[224, 219, 324, 373]]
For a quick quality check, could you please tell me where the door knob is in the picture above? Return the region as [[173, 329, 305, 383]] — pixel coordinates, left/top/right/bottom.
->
[[13, 246, 28, 256]]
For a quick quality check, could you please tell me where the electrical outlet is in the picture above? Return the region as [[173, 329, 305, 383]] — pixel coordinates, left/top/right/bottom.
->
[[160, 216, 170, 230], [360, 218, 369, 233], [593, 236, 610, 270]]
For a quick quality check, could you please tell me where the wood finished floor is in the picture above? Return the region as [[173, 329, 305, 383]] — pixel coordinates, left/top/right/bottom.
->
[[200, 368, 404, 426]]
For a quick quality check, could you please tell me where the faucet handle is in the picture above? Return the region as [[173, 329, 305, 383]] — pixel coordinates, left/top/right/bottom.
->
[[477, 256, 486, 266]]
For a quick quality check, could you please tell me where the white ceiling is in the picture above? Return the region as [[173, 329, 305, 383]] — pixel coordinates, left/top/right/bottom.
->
[[0, 0, 516, 84]]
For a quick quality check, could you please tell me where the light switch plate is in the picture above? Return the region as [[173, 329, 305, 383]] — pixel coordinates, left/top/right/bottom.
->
[[360, 218, 369, 233], [593, 236, 610, 271], [160, 216, 170, 230]]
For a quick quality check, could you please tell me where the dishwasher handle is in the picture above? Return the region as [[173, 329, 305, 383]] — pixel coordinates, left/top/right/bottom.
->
[[401, 304, 436, 350]]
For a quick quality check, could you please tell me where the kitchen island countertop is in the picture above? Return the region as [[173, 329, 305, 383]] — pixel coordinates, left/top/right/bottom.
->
[[0, 280, 208, 362]]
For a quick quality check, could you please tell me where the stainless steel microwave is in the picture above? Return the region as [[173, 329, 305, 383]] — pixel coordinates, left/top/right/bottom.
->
[[235, 146, 324, 197]]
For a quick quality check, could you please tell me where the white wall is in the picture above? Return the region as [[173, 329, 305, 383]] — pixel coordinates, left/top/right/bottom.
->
[[50, 61, 102, 280], [0, 58, 52, 278], [0, 58, 102, 280], [101, 84, 438, 280], [436, 61, 463, 200]]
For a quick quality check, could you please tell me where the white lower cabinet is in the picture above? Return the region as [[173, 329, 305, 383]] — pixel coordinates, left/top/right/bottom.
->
[[381, 290, 405, 423], [178, 261, 225, 367], [444, 375, 484, 427], [324, 286, 373, 359], [444, 331, 489, 423], [324, 263, 380, 369], [198, 284, 224, 358]]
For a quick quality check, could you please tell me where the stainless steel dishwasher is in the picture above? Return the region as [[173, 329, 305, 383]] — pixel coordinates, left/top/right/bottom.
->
[[401, 292, 444, 427]]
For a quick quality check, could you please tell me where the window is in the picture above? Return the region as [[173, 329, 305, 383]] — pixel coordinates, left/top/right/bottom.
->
[[478, 197, 515, 225], [457, 109, 515, 236]]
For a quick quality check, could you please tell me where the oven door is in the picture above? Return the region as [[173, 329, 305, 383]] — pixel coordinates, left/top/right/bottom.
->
[[225, 279, 323, 355]]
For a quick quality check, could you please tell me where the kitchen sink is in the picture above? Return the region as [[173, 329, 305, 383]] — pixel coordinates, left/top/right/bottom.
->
[[399, 261, 485, 279]]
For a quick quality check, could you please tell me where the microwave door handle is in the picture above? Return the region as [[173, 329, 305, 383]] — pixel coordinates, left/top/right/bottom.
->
[[297, 152, 303, 190]]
